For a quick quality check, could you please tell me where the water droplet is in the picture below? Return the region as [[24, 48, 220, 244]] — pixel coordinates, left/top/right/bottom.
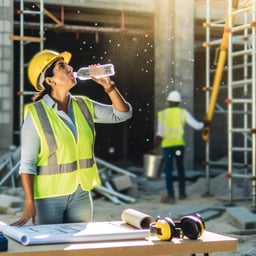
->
[[175, 150, 181, 156], [108, 147, 115, 154]]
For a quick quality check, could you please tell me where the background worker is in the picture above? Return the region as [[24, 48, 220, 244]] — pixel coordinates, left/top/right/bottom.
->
[[12, 49, 132, 226], [151, 90, 203, 204]]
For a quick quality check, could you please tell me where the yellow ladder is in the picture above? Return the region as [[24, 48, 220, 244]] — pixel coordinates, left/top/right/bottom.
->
[[202, 0, 239, 142]]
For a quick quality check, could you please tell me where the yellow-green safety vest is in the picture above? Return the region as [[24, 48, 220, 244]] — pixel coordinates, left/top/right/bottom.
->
[[158, 107, 187, 148], [24, 96, 101, 199]]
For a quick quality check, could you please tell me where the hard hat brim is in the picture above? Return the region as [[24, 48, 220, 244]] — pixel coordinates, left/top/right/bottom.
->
[[58, 51, 72, 65]]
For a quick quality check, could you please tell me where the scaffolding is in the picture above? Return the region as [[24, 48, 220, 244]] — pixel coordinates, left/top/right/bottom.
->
[[9, 0, 45, 129], [203, 0, 256, 212]]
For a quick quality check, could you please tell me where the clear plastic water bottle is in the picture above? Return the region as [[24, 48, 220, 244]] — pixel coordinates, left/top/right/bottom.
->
[[74, 64, 115, 80]]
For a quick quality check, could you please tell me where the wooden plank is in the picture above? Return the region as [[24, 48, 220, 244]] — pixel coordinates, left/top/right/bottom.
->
[[35, 3, 63, 26], [2, 231, 237, 256], [9, 35, 45, 43]]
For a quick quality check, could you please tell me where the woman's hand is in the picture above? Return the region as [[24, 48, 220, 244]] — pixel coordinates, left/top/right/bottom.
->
[[11, 201, 36, 226], [90, 65, 129, 112], [90, 74, 114, 92], [11, 173, 36, 226]]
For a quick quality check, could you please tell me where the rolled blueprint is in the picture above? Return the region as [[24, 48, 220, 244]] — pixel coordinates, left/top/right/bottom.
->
[[121, 208, 155, 229]]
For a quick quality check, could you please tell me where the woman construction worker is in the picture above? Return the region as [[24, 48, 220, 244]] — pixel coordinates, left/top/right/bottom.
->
[[12, 49, 132, 226], [151, 90, 203, 204]]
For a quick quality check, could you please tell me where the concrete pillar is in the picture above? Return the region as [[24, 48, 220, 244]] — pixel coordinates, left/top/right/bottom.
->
[[154, 0, 195, 169], [0, 0, 14, 153]]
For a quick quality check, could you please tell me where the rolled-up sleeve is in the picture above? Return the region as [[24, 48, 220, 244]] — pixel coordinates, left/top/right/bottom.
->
[[19, 113, 39, 175], [92, 100, 132, 123]]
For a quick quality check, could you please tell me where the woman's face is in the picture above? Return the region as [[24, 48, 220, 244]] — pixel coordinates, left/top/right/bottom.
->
[[46, 58, 77, 91]]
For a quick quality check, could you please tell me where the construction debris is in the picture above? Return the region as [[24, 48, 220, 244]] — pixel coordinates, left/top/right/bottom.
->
[[0, 147, 138, 205], [94, 157, 137, 204]]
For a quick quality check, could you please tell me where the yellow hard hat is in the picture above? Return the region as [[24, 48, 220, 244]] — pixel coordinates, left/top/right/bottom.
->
[[27, 49, 72, 91]]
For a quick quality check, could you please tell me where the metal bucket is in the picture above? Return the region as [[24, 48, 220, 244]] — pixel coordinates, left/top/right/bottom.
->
[[143, 154, 163, 179]]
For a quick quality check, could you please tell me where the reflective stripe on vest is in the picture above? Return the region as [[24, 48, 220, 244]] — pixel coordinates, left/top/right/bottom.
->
[[159, 107, 186, 147], [161, 110, 185, 138], [33, 97, 95, 175]]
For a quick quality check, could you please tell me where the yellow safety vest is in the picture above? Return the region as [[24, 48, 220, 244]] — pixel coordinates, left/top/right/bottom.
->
[[25, 96, 101, 199], [158, 107, 187, 148]]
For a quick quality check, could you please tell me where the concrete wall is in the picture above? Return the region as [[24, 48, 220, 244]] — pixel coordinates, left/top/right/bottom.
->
[[0, 0, 13, 154], [154, 0, 196, 169]]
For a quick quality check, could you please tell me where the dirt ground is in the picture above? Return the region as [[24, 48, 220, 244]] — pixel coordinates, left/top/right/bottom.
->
[[1, 173, 256, 255]]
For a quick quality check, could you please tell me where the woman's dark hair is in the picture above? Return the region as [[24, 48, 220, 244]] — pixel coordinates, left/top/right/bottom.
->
[[31, 59, 59, 102]]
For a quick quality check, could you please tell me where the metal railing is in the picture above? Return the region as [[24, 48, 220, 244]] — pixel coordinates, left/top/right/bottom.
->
[[0, 148, 136, 204], [0, 147, 21, 188]]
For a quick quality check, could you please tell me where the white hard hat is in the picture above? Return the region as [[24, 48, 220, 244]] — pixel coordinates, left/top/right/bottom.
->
[[167, 90, 181, 102]]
